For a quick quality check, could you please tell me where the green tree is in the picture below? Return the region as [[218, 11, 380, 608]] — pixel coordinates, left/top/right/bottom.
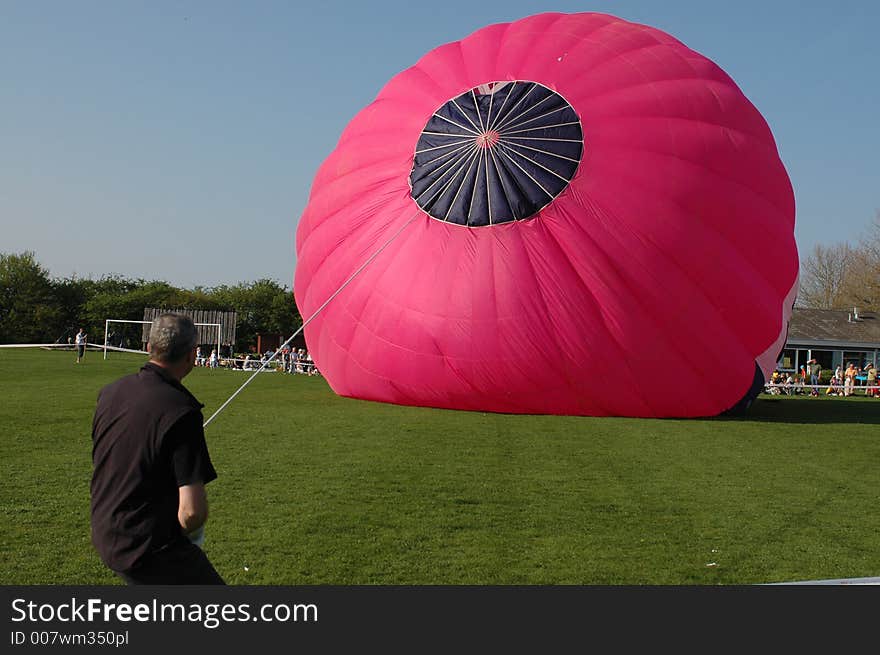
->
[[51, 275, 101, 342], [1, 250, 303, 350], [79, 278, 205, 347], [0, 252, 62, 343], [77, 276, 145, 341]]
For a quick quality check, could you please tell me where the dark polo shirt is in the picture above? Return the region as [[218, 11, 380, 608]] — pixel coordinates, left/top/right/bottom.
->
[[90, 362, 217, 572]]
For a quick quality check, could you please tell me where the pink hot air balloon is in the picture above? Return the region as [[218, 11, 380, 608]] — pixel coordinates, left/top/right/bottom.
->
[[294, 12, 798, 418]]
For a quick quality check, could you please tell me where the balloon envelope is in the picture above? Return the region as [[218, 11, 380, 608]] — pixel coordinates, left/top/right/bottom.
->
[[294, 12, 798, 417]]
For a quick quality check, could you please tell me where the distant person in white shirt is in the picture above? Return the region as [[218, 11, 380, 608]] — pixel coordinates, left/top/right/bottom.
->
[[75, 328, 87, 363]]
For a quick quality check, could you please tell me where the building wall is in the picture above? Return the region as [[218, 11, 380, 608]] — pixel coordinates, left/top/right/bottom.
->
[[142, 308, 237, 346]]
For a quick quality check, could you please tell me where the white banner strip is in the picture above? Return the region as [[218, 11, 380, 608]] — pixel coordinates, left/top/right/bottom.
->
[[0, 342, 145, 353]]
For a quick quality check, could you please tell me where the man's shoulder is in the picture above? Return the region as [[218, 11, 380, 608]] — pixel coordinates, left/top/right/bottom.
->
[[96, 369, 203, 438], [99, 370, 140, 396], [101, 367, 193, 404]]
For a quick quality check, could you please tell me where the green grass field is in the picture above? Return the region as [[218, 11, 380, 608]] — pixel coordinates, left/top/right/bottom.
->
[[1, 347, 879, 585]]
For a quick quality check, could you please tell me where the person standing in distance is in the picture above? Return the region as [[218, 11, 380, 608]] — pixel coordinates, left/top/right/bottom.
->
[[808, 358, 822, 397], [74, 328, 87, 363], [90, 313, 224, 584]]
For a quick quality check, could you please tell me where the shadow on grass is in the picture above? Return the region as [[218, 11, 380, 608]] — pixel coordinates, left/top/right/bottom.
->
[[720, 395, 880, 424]]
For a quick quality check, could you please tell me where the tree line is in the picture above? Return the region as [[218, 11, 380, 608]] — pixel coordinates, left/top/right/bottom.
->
[[0, 251, 302, 351], [798, 212, 880, 312]]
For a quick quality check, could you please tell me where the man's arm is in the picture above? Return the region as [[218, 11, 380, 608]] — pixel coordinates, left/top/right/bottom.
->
[[166, 411, 218, 537], [178, 482, 208, 533]]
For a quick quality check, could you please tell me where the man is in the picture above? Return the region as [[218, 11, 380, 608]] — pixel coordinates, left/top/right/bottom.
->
[[90, 313, 223, 584], [866, 363, 877, 398], [74, 328, 87, 363], [843, 363, 857, 397], [808, 359, 822, 397]]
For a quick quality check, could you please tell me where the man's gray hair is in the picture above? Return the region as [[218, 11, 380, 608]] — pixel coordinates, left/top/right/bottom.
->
[[149, 313, 198, 363]]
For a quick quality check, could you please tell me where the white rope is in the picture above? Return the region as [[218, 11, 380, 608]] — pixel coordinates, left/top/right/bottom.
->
[[202, 212, 421, 428], [100, 344, 148, 355], [0, 342, 109, 349]]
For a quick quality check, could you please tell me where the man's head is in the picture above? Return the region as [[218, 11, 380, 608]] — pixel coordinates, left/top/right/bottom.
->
[[148, 314, 198, 376]]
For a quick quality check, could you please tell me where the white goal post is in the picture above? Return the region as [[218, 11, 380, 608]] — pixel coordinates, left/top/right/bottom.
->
[[103, 319, 221, 360]]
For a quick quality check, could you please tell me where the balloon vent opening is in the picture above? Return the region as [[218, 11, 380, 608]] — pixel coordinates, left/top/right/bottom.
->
[[410, 81, 583, 227]]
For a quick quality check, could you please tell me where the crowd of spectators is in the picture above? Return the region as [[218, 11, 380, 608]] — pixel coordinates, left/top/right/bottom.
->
[[256, 346, 319, 376], [765, 360, 878, 398], [192, 344, 320, 376]]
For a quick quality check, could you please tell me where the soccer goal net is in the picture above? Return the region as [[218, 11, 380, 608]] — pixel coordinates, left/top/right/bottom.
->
[[102, 319, 221, 360]]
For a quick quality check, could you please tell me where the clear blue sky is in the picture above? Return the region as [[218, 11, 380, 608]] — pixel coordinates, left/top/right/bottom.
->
[[2, 1, 877, 289]]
